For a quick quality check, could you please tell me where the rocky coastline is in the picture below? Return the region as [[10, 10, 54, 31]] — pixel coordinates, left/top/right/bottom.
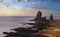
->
[[3, 11, 56, 37]]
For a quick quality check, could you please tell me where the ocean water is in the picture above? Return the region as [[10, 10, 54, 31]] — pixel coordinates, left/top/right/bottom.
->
[[0, 16, 35, 37], [0, 16, 60, 37]]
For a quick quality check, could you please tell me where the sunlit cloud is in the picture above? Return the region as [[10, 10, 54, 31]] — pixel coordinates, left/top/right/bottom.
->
[[0, 4, 60, 16], [32, 0, 43, 4], [0, 5, 36, 16], [25, 0, 30, 3]]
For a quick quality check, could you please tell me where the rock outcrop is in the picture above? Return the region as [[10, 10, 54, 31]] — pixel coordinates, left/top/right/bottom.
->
[[3, 11, 54, 37], [50, 14, 53, 21]]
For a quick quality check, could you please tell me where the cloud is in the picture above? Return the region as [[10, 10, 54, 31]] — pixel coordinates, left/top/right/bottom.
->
[[17, 0, 22, 2], [0, 0, 3, 2], [25, 0, 29, 2], [0, 5, 60, 16], [0, 5, 36, 16], [0, 0, 60, 16], [32, 0, 42, 4]]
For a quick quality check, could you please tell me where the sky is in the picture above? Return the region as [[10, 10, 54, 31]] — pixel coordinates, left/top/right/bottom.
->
[[0, 0, 60, 16]]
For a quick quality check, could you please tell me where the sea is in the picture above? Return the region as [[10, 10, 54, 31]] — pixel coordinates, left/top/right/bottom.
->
[[0, 16, 60, 37]]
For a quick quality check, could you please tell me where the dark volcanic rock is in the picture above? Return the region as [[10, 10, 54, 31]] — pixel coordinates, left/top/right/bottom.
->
[[25, 23, 35, 25], [3, 32, 8, 34], [11, 27, 38, 33]]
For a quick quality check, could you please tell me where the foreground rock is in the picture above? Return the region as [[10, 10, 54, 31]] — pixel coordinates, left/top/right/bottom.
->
[[25, 23, 35, 25]]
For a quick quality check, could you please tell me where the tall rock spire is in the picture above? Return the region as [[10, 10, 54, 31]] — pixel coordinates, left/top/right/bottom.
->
[[37, 11, 42, 18], [35, 11, 42, 25], [50, 14, 53, 21]]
